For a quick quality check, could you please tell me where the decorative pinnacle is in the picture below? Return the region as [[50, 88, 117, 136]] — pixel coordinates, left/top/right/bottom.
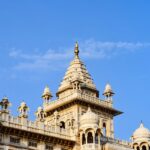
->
[[74, 42, 79, 58]]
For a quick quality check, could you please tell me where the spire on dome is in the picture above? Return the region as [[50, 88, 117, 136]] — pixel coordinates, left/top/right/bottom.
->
[[140, 122, 144, 128], [74, 42, 79, 58]]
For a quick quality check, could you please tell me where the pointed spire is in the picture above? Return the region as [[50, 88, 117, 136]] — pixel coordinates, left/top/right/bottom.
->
[[74, 42, 79, 58], [140, 121, 144, 128]]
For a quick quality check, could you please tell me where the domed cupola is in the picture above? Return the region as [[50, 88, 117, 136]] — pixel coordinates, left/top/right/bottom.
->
[[132, 123, 150, 142], [80, 107, 99, 131], [103, 83, 114, 101], [79, 107, 101, 148], [132, 123, 150, 150], [133, 123, 150, 139]]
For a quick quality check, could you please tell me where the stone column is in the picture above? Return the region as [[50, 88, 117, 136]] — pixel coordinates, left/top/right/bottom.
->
[[21, 137, 28, 148], [98, 133, 100, 145], [85, 133, 87, 144], [92, 131, 95, 143], [110, 119, 114, 138], [140, 147, 142, 150], [106, 119, 111, 137], [80, 132, 83, 145], [54, 145, 61, 150], [38, 141, 45, 149], [4, 146, 9, 150]]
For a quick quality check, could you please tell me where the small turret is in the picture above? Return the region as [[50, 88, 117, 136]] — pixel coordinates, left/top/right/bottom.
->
[[42, 86, 52, 104], [0, 96, 11, 113], [103, 83, 115, 100], [35, 106, 46, 122], [18, 102, 29, 118]]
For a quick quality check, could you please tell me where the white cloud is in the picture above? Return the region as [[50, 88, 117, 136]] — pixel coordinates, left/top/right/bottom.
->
[[80, 39, 150, 58], [9, 40, 150, 71]]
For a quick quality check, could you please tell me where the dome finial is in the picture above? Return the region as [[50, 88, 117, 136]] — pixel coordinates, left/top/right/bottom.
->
[[140, 121, 144, 128], [74, 42, 79, 58]]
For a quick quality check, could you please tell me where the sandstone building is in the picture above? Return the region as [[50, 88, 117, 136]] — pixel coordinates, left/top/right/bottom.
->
[[0, 43, 149, 150]]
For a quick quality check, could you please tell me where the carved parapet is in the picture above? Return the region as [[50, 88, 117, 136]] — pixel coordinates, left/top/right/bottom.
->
[[0, 112, 74, 140], [100, 136, 131, 148], [44, 90, 116, 114]]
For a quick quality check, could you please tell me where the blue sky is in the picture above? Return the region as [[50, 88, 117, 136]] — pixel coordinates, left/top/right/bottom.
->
[[0, 0, 150, 140]]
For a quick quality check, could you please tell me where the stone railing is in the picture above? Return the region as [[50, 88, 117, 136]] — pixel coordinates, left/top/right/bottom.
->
[[80, 137, 131, 150], [76, 91, 112, 107], [45, 90, 112, 111], [100, 136, 131, 147], [81, 144, 100, 150], [0, 113, 75, 141]]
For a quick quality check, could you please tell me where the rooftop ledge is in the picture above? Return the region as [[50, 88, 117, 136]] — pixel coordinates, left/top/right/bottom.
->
[[44, 90, 122, 116], [0, 113, 76, 142]]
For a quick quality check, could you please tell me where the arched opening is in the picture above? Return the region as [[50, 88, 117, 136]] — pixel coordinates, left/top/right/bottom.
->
[[82, 134, 86, 145], [136, 146, 140, 150], [60, 121, 65, 129], [133, 144, 138, 150], [142, 145, 147, 150], [102, 122, 106, 136], [95, 132, 98, 144], [87, 132, 93, 143]]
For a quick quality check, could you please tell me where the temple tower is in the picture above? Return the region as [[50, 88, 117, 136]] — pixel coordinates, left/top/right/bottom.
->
[[43, 43, 122, 150]]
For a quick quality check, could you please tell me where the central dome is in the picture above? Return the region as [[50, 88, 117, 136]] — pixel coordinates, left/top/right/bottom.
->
[[133, 123, 150, 139]]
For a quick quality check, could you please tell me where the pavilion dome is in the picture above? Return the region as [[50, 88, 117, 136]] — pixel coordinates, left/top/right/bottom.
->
[[80, 107, 99, 130], [42, 86, 52, 97], [103, 83, 114, 97], [133, 123, 150, 139]]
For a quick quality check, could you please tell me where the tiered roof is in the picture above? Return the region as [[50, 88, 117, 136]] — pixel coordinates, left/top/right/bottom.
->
[[57, 42, 98, 96]]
